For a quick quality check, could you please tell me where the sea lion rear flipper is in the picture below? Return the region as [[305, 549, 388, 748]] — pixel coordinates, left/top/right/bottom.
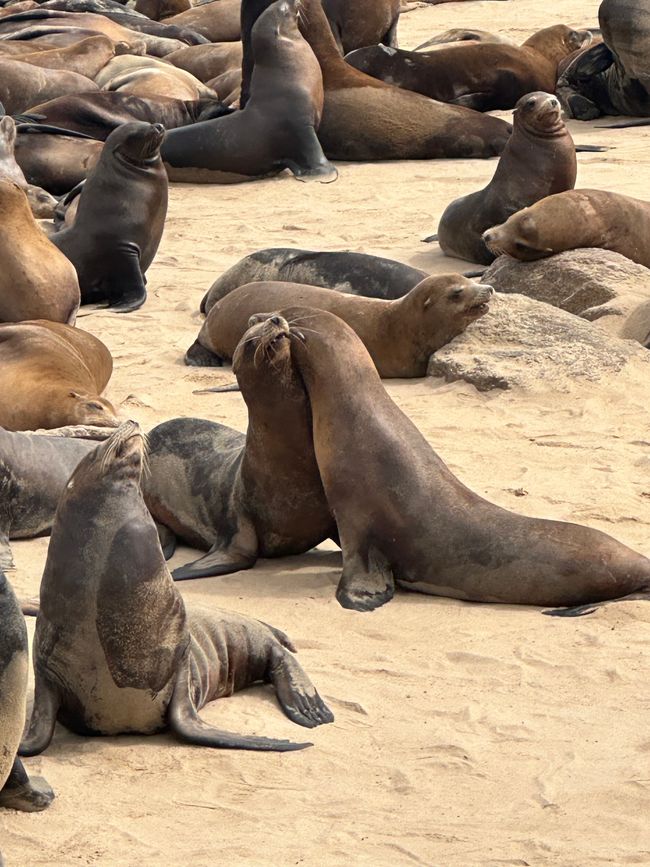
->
[[335, 544, 395, 612], [0, 759, 54, 812], [172, 544, 256, 581], [155, 522, 177, 560], [105, 245, 147, 313], [266, 644, 334, 729], [168, 655, 312, 751], [543, 590, 650, 617], [19, 672, 60, 757], [184, 340, 224, 367]]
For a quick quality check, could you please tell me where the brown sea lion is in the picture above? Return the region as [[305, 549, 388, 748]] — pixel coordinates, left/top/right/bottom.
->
[[0, 115, 57, 217], [322, 0, 399, 54], [186, 275, 493, 377], [165, 0, 241, 42], [134, 0, 191, 21], [345, 25, 593, 111], [161, 0, 336, 183], [145, 315, 335, 580], [0, 320, 118, 431], [52, 122, 168, 312], [413, 29, 515, 51], [207, 67, 241, 102], [0, 57, 99, 114], [166, 41, 243, 83], [15, 129, 103, 195], [0, 572, 54, 812], [482, 190, 650, 269], [20, 422, 333, 755], [0, 180, 79, 324], [95, 54, 218, 101], [270, 307, 650, 612], [8, 33, 117, 78], [436, 92, 576, 265]]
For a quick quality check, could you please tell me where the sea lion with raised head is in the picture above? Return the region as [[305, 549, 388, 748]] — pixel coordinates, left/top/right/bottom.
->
[[20, 422, 333, 755], [0, 320, 119, 431], [186, 275, 493, 378], [52, 122, 167, 312], [482, 190, 650, 269], [436, 92, 576, 265], [271, 307, 650, 612]]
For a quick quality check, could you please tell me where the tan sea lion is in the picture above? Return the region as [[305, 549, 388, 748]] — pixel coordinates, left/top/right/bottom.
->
[[322, 0, 400, 54], [134, 0, 191, 20], [20, 422, 333, 755], [0, 320, 119, 431], [0, 57, 99, 114], [15, 130, 103, 195], [185, 274, 493, 377], [95, 54, 218, 101], [166, 41, 243, 83], [165, 0, 241, 42], [482, 190, 650, 268], [8, 33, 117, 78], [0, 115, 57, 217], [436, 92, 577, 265], [271, 307, 650, 612]]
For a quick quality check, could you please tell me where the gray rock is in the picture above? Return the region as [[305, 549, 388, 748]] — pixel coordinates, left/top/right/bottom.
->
[[428, 292, 650, 391], [481, 248, 650, 344]]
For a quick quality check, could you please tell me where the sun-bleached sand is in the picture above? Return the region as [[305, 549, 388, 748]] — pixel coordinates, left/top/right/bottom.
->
[[2, 1, 650, 864]]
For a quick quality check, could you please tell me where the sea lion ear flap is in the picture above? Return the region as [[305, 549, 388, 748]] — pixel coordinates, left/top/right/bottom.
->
[[69, 390, 83, 400]]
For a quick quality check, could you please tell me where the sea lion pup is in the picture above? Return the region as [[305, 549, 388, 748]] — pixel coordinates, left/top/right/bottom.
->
[[0, 116, 57, 218], [436, 92, 576, 265], [51, 122, 167, 312], [186, 275, 492, 378], [20, 422, 333, 755], [15, 129, 103, 196], [482, 190, 650, 269], [0, 320, 118, 431], [0, 572, 54, 812], [0, 181, 80, 323], [145, 315, 335, 580], [271, 307, 650, 612], [344, 25, 592, 112], [201, 249, 428, 312], [161, 0, 336, 183], [0, 428, 96, 570], [321, 0, 400, 54]]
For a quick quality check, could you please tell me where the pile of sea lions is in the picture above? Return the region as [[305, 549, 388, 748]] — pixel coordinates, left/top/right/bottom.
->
[[1, 0, 650, 856]]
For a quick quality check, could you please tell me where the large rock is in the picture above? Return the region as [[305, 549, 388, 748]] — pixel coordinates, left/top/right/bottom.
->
[[428, 292, 650, 391], [481, 249, 650, 345]]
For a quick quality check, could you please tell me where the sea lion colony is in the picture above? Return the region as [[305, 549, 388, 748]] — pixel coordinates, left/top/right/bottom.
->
[[0, 0, 649, 862]]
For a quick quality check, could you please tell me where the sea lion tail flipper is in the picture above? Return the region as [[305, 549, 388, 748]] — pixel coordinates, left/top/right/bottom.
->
[[192, 382, 241, 394], [171, 545, 256, 581], [169, 658, 311, 751], [422, 233, 438, 243], [543, 590, 650, 618], [0, 759, 54, 813], [184, 340, 224, 367], [106, 246, 147, 313], [19, 673, 60, 757], [267, 644, 334, 729], [20, 596, 40, 617], [574, 144, 609, 152], [335, 544, 395, 612]]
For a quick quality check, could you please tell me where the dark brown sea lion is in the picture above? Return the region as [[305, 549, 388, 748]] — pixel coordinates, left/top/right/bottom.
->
[[9, 33, 116, 77], [0, 57, 99, 114], [482, 189, 650, 269], [322, 0, 399, 54], [161, 0, 336, 183], [0, 572, 54, 812], [271, 306, 650, 612], [186, 275, 493, 377], [0, 180, 79, 323], [0, 115, 57, 217], [436, 92, 576, 265], [165, 0, 241, 42], [95, 54, 218, 101], [20, 422, 333, 755], [15, 129, 103, 195], [0, 320, 118, 431], [345, 25, 593, 111], [0, 428, 96, 570], [202, 248, 428, 312], [166, 41, 243, 83], [146, 315, 335, 579], [52, 122, 168, 312]]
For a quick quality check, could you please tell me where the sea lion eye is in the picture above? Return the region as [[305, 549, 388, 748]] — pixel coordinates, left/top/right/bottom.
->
[[526, 98, 536, 108], [449, 288, 464, 300], [87, 402, 104, 411]]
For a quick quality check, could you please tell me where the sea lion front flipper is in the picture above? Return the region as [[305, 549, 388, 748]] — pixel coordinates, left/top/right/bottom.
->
[[0, 758, 54, 812], [266, 644, 334, 729], [171, 544, 256, 581], [282, 127, 338, 184], [105, 244, 147, 313], [19, 672, 60, 757], [168, 655, 311, 752], [184, 339, 225, 367], [335, 544, 395, 612]]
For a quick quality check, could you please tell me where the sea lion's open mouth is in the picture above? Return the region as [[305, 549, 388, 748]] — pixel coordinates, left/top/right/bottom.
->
[[463, 285, 493, 318]]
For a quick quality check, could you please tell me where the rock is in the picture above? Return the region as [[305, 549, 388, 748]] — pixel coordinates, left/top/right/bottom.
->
[[428, 293, 650, 391], [481, 248, 650, 344]]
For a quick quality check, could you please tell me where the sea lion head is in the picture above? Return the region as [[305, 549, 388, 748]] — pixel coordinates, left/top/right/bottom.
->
[[515, 91, 565, 134], [254, 0, 301, 47], [482, 212, 554, 261], [107, 121, 165, 169], [70, 421, 146, 495], [66, 390, 121, 428], [525, 25, 593, 61], [414, 274, 493, 326]]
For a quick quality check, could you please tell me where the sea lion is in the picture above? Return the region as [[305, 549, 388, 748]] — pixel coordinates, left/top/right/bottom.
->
[[20, 422, 333, 755], [436, 92, 576, 265], [207, 67, 241, 103], [186, 275, 493, 378], [0, 572, 54, 812], [345, 25, 593, 111], [201, 248, 428, 312], [145, 315, 335, 579], [322, 0, 400, 54], [0, 115, 57, 217], [165, 0, 241, 42], [52, 122, 168, 312], [0, 320, 119, 431], [413, 29, 515, 51], [10, 33, 117, 78], [161, 0, 336, 184], [95, 54, 218, 101], [166, 41, 243, 83], [0, 57, 99, 114], [270, 306, 650, 612], [482, 190, 650, 269], [0, 180, 80, 323], [15, 129, 103, 195], [0, 428, 96, 570], [134, 0, 191, 21]]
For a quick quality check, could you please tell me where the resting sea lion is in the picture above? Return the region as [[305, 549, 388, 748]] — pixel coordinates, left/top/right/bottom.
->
[[15, 129, 103, 195], [166, 41, 243, 83], [52, 122, 167, 312], [146, 315, 335, 579], [270, 307, 650, 612], [0, 572, 54, 812], [186, 275, 493, 377], [0, 320, 118, 431], [437, 92, 576, 265], [20, 422, 333, 755], [482, 190, 650, 269], [11, 33, 117, 78], [161, 0, 336, 183], [0, 180, 79, 323], [413, 29, 515, 51], [201, 248, 428, 312], [164, 0, 241, 42], [95, 54, 217, 101], [322, 0, 399, 54], [0, 57, 99, 114], [0, 115, 57, 217]]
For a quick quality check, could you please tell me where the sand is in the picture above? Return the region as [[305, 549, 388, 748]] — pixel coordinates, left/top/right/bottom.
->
[[3, 1, 650, 864]]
